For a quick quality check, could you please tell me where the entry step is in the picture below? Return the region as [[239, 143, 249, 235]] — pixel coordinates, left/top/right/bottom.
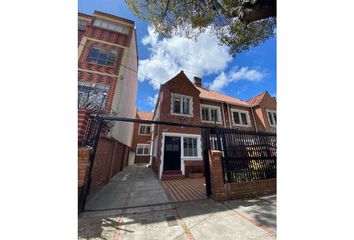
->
[[161, 171, 184, 180]]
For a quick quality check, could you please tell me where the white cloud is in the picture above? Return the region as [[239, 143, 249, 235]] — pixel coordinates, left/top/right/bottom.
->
[[146, 93, 158, 107], [209, 67, 265, 91], [138, 26, 233, 89]]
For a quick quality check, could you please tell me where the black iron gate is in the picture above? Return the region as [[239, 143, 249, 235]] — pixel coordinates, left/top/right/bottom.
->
[[78, 115, 276, 214], [202, 127, 276, 184]]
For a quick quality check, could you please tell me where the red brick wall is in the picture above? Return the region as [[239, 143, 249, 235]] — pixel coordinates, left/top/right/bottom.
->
[[78, 147, 91, 187], [90, 136, 130, 190], [184, 160, 204, 177], [78, 109, 90, 145], [131, 120, 152, 164], [208, 150, 276, 201]]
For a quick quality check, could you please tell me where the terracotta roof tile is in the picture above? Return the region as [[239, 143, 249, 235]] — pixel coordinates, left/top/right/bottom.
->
[[136, 111, 154, 120], [246, 91, 267, 105], [195, 86, 249, 106]]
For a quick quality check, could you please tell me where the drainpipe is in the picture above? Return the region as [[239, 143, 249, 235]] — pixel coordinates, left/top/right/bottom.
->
[[221, 102, 226, 128], [250, 106, 258, 132], [226, 103, 232, 128]]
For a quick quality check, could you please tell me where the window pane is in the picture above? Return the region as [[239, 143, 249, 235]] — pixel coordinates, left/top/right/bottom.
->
[[241, 113, 248, 125], [146, 126, 151, 134], [233, 112, 240, 124], [182, 98, 190, 114], [273, 112, 277, 124], [211, 109, 218, 122], [93, 19, 102, 27], [268, 112, 274, 125], [173, 97, 181, 113], [101, 21, 108, 29], [143, 147, 149, 155], [184, 137, 197, 157], [78, 20, 86, 30], [137, 147, 143, 155], [87, 48, 100, 62], [108, 23, 115, 31], [201, 108, 209, 121], [97, 52, 108, 65]]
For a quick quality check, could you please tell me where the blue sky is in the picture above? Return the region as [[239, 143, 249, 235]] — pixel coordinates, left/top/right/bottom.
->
[[79, 0, 276, 112]]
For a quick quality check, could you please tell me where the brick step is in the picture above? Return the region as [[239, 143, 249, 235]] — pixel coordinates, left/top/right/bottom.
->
[[162, 170, 182, 175], [161, 174, 185, 181]]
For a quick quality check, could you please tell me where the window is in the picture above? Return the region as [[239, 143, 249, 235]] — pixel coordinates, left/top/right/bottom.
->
[[200, 105, 221, 123], [231, 109, 251, 127], [266, 109, 277, 127], [78, 20, 86, 30], [183, 137, 198, 157], [87, 47, 117, 66], [93, 19, 130, 35], [139, 124, 151, 135], [136, 144, 150, 156], [78, 82, 109, 110], [171, 94, 193, 116]]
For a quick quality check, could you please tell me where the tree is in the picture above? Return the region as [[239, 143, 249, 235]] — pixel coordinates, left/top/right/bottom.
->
[[125, 0, 276, 56]]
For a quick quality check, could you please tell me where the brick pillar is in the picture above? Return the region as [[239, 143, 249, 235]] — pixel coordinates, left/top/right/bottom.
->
[[78, 147, 91, 187], [208, 150, 228, 201]]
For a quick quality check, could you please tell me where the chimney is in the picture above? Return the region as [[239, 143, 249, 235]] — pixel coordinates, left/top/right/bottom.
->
[[194, 77, 202, 87]]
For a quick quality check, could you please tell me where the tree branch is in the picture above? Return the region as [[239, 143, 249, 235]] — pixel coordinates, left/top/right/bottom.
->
[[209, 0, 276, 24]]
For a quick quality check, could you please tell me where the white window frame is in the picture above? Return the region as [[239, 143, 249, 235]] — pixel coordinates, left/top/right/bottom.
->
[[200, 104, 222, 124], [138, 124, 151, 135], [266, 109, 277, 127], [136, 144, 151, 156], [159, 132, 202, 178], [230, 108, 252, 127], [170, 93, 193, 117], [93, 19, 130, 35]]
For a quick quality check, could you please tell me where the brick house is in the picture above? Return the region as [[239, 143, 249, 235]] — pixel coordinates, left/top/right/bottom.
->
[[150, 71, 276, 180], [78, 11, 138, 149], [131, 112, 154, 164]]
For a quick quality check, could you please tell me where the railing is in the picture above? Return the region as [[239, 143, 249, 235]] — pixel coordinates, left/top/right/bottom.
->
[[203, 128, 276, 183]]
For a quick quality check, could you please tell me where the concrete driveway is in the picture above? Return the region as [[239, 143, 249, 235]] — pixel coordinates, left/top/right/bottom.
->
[[80, 165, 276, 239], [84, 164, 169, 211]]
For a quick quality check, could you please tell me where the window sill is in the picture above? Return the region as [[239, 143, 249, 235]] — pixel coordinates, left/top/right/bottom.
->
[[201, 120, 222, 124], [87, 62, 115, 69], [181, 157, 202, 160], [170, 112, 193, 117], [138, 133, 151, 136], [136, 154, 151, 156], [232, 123, 252, 128]]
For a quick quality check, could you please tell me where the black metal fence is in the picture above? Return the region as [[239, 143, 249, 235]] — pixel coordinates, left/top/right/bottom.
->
[[203, 128, 276, 183]]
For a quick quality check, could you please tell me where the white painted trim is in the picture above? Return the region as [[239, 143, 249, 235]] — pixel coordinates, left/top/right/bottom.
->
[[138, 124, 152, 135], [200, 104, 222, 124], [159, 132, 202, 178], [170, 93, 193, 117], [230, 108, 252, 128], [266, 109, 277, 128], [136, 143, 151, 156]]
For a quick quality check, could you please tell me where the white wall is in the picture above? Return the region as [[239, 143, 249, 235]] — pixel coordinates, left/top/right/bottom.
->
[[109, 30, 138, 147]]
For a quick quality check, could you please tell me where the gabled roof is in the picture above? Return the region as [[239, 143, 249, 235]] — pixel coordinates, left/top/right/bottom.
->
[[136, 111, 154, 120], [246, 91, 268, 105], [195, 86, 249, 106]]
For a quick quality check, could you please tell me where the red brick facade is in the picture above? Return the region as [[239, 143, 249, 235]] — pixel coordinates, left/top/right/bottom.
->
[[131, 112, 154, 164], [150, 71, 276, 180]]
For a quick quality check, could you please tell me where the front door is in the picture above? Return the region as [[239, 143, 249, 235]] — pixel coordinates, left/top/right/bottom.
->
[[163, 136, 181, 171]]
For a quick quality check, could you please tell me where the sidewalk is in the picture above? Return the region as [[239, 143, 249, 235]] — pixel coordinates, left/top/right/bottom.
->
[[79, 196, 276, 240]]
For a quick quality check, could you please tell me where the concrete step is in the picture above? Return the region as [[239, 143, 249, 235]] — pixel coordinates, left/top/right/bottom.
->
[[162, 170, 182, 175], [161, 174, 185, 181]]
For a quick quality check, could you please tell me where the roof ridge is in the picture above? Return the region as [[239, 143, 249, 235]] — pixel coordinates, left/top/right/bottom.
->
[[195, 86, 248, 103]]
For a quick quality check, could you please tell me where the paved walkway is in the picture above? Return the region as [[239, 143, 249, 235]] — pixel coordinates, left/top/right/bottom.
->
[[79, 195, 276, 240], [80, 164, 276, 239], [161, 178, 207, 202], [84, 164, 169, 211]]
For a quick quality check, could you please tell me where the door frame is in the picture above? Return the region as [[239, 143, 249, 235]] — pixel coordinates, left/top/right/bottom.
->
[[160, 132, 202, 179]]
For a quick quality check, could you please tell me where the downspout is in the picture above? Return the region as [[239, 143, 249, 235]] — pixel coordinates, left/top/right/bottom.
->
[[226, 103, 232, 128], [221, 102, 227, 128], [250, 106, 258, 132]]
